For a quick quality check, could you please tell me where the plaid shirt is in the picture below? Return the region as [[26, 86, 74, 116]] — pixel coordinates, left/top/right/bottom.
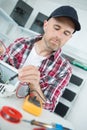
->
[[0, 35, 72, 112]]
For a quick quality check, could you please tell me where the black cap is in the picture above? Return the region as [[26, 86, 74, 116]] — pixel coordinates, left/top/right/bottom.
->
[[47, 6, 81, 31]]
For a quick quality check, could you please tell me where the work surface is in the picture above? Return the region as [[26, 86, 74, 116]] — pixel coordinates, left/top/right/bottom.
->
[[0, 95, 74, 130]]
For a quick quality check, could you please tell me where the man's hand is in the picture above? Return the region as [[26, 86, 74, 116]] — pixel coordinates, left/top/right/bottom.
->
[[18, 65, 40, 87], [18, 65, 46, 103]]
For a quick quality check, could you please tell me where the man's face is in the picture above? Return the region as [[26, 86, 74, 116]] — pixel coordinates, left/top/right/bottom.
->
[[43, 17, 75, 51]]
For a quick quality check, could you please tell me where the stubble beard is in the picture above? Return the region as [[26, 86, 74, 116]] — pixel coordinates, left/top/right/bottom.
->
[[43, 37, 59, 52]]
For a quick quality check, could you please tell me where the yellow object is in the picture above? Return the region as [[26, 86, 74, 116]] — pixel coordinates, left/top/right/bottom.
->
[[22, 95, 42, 116]]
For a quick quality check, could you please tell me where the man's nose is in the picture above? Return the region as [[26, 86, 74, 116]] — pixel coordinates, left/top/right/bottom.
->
[[56, 30, 64, 38]]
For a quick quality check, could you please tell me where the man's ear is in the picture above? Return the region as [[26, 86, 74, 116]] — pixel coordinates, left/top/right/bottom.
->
[[43, 20, 48, 32]]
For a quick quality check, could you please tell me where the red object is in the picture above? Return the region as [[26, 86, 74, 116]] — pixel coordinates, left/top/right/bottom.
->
[[0, 106, 22, 123]]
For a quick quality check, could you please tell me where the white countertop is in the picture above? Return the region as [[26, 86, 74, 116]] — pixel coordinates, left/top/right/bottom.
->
[[0, 95, 74, 130]]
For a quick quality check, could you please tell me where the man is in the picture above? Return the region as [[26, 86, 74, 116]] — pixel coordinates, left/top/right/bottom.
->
[[0, 6, 81, 112]]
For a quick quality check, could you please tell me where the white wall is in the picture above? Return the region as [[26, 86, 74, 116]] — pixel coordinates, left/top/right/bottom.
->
[[67, 79, 87, 130], [0, 0, 18, 15], [24, 0, 62, 28]]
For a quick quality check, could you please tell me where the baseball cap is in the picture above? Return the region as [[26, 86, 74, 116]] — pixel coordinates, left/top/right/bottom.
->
[[47, 6, 81, 31]]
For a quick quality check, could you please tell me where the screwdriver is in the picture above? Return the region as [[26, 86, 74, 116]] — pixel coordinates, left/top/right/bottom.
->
[[22, 119, 72, 130], [5, 74, 18, 84]]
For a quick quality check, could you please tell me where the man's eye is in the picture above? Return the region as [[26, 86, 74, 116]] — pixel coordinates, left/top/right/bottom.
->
[[54, 27, 60, 30], [64, 32, 71, 36]]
